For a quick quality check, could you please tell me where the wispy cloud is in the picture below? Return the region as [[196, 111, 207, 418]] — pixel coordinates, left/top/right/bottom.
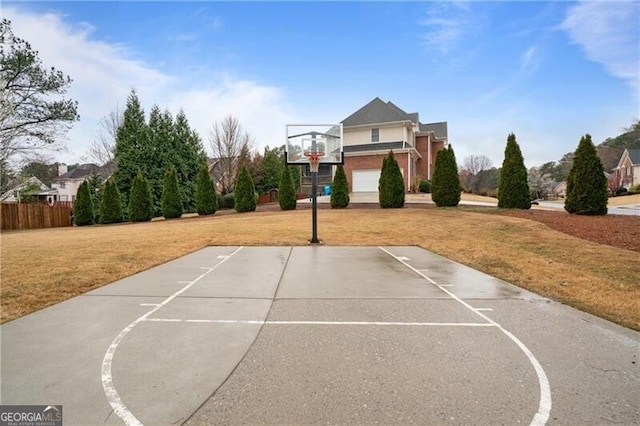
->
[[3, 6, 294, 163], [520, 45, 540, 76], [561, 1, 640, 95], [418, 1, 479, 54]]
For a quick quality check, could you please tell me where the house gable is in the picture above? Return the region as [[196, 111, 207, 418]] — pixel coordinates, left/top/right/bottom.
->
[[340, 97, 449, 188], [341, 97, 417, 128]]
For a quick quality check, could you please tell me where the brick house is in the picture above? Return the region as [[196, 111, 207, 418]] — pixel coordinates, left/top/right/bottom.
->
[[613, 148, 640, 190], [340, 97, 447, 192]]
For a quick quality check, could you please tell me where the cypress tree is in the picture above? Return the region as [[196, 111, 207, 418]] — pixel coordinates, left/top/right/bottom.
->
[[114, 90, 149, 213], [128, 171, 154, 222], [564, 134, 608, 215], [431, 145, 461, 207], [234, 165, 257, 212], [378, 150, 405, 208], [100, 178, 123, 224], [173, 110, 207, 213], [195, 164, 217, 215], [498, 133, 530, 209], [278, 163, 297, 210], [161, 166, 183, 219], [73, 180, 94, 226], [331, 165, 350, 208]]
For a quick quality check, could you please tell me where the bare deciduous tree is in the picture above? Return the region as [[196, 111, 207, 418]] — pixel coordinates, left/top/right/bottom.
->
[[459, 155, 493, 194], [208, 116, 254, 194], [86, 107, 122, 176], [528, 166, 553, 200], [462, 155, 492, 176]]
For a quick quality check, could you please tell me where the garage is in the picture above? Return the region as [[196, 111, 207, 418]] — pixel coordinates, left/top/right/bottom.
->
[[352, 170, 381, 192]]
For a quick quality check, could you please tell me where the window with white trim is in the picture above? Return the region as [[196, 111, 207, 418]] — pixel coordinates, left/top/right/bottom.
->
[[371, 128, 379, 142]]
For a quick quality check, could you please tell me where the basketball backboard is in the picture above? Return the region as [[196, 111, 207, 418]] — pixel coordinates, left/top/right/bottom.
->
[[286, 124, 343, 165]]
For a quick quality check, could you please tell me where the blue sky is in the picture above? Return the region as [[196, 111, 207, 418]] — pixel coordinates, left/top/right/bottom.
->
[[4, 1, 639, 169]]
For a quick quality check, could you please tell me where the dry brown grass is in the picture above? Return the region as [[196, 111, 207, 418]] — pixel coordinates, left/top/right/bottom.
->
[[1, 208, 638, 330], [607, 193, 640, 206]]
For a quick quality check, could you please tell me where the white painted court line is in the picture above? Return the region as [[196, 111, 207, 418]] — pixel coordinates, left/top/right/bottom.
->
[[475, 308, 493, 312], [139, 303, 160, 307], [101, 247, 244, 426], [379, 247, 552, 426], [144, 318, 497, 327]]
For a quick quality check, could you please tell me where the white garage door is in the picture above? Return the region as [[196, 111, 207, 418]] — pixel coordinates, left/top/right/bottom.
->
[[352, 170, 381, 192]]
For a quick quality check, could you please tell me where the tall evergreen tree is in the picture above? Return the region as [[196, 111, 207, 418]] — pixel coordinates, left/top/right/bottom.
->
[[172, 110, 207, 213], [85, 171, 103, 223], [278, 162, 296, 210], [100, 178, 123, 224], [431, 145, 462, 207], [128, 171, 154, 222], [260, 146, 285, 194], [114, 90, 149, 215], [146, 106, 173, 216], [378, 151, 405, 208], [331, 165, 350, 208], [565, 134, 608, 215], [234, 165, 257, 212], [498, 133, 530, 209], [161, 166, 183, 219], [73, 180, 94, 226], [195, 164, 217, 215]]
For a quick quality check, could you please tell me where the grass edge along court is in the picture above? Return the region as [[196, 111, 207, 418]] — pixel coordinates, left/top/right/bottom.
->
[[1, 207, 638, 330]]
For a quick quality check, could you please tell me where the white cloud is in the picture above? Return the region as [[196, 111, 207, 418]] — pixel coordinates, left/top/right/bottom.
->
[[3, 6, 295, 164], [419, 1, 479, 54], [561, 1, 640, 95]]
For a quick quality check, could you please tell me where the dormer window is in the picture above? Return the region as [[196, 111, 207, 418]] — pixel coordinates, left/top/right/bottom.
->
[[371, 128, 379, 142]]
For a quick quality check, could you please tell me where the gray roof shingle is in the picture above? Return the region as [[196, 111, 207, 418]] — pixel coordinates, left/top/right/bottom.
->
[[341, 98, 417, 127], [57, 163, 106, 180], [418, 121, 448, 139], [343, 141, 413, 153], [628, 149, 640, 164]]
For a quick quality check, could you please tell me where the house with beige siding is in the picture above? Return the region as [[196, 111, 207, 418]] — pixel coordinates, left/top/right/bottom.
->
[[340, 97, 447, 192], [613, 148, 640, 190]]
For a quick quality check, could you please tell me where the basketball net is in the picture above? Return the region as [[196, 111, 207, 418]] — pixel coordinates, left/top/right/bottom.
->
[[303, 150, 325, 173]]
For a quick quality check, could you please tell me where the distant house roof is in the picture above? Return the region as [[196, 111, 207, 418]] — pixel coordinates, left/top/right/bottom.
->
[[341, 97, 418, 127], [628, 149, 640, 164], [55, 163, 109, 181], [418, 122, 448, 139], [0, 176, 49, 202]]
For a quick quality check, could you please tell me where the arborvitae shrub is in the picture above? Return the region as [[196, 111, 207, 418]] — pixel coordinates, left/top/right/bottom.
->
[[195, 164, 217, 215], [128, 171, 154, 222], [564, 134, 608, 215], [431, 145, 461, 207], [498, 133, 530, 209], [378, 151, 405, 208], [74, 181, 94, 226], [100, 178, 124, 224], [161, 166, 183, 219], [331, 165, 350, 208], [278, 164, 297, 210], [234, 166, 257, 212], [220, 193, 233, 208]]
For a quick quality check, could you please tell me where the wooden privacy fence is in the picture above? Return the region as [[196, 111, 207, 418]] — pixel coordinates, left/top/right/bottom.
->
[[1, 203, 73, 230]]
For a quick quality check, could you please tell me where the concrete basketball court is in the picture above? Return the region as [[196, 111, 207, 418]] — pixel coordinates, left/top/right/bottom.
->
[[1, 246, 638, 425]]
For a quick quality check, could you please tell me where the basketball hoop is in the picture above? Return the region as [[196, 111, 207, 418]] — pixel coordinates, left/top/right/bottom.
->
[[303, 150, 325, 173]]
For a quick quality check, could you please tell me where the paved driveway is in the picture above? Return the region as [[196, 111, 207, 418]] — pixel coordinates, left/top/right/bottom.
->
[[2, 247, 638, 425]]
